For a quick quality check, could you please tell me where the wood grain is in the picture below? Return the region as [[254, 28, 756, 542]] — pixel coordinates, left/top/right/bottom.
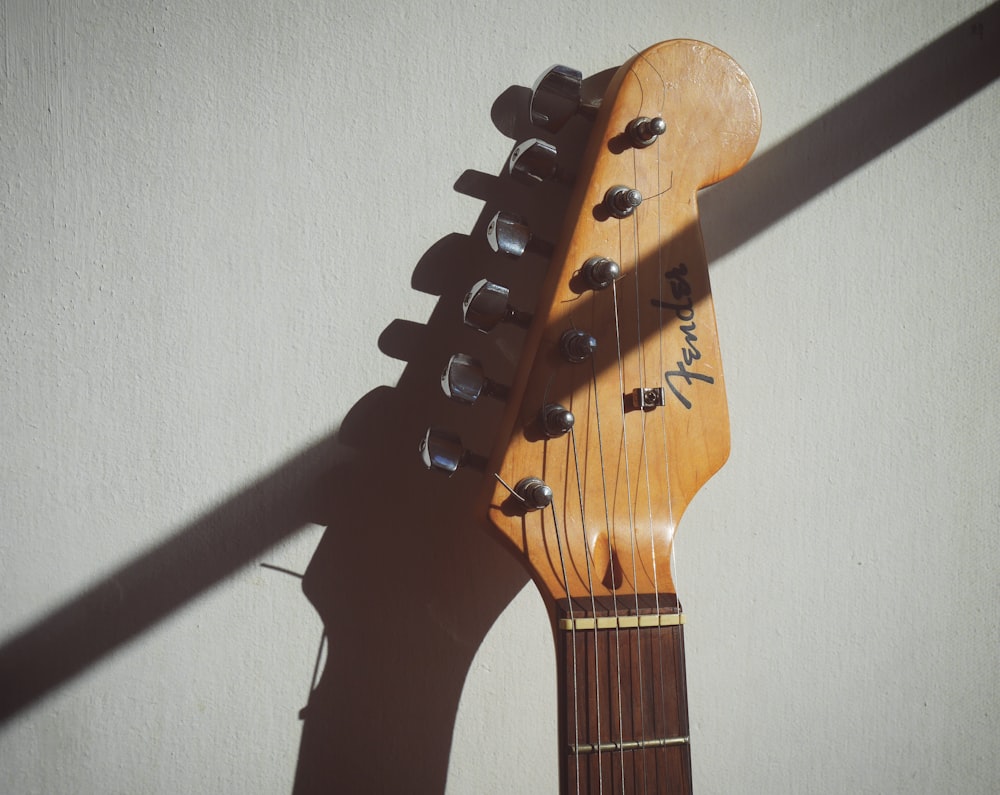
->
[[483, 40, 761, 603]]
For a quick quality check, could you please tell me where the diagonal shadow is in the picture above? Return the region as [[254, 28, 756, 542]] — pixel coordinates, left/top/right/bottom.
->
[[0, 6, 996, 793], [0, 433, 351, 721], [702, 1, 1000, 261], [293, 6, 1000, 791]]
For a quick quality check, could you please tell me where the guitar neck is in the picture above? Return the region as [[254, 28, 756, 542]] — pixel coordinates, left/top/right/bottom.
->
[[420, 37, 759, 794], [556, 595, 692, 794]]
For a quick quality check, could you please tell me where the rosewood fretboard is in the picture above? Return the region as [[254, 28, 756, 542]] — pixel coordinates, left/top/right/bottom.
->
[[557, 595, 692, 794]]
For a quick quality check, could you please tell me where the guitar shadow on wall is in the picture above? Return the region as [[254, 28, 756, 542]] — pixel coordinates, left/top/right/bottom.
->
[[291, 6, 1000, 785], [0, 6, 991, 787], [291, 76, 610, 793]]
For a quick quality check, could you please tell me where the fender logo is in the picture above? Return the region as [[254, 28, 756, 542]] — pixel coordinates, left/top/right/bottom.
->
[[651, 263, 714, 410]]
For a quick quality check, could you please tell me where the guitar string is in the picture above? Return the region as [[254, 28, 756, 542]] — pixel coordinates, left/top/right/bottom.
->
[[630, 52, 681, 782], [570, 427, 604, 791], [587, 349, 621, 793], [613, 187, 651, 792], [493, 463, 592, 789], [574, 53, 679, 791], [625, 61, 660, 792], [547, 496, 581, 793], [609, 270, 635, 792], [540, 373, 587, 793], [630, 154, 658, 793], [611, 269, 640, 791], [642, 78, 672, 781], [653, 61, 688, 783], [653, 130, 674, 780]]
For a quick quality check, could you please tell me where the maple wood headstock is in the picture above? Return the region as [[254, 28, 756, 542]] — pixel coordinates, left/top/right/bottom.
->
[[427, 40, 760, 606]]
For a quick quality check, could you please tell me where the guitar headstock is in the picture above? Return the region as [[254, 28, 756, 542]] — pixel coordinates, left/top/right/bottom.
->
[[424, 40, 760, 605]]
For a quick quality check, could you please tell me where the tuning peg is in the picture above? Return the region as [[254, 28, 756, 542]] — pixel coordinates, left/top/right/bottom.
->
[[529, 65, 601, 132], [604, 185, 643, 219], [419, 427, 485, 475], [541, 403, 575, 437], [463, 279, 532, 333], [509, 138, 560, 185], [581, 257, 621, 290], [486, 212, 553, 258], [626, 115, 667, 148], [514, 477, 553, 510], [560, 328, 597, 362], [441, 353, 509, 405]]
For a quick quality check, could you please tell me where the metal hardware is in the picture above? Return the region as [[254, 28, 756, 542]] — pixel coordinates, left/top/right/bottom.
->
[[529, 64, 601, 132], [626, 115, 667, 148], [581, 256, 621, 290], [419, 428, 465, 475], [571, 736, 690, 755], [541, 403, 575, 437], [486, 212, 551, 258], [509, 138, 559, 185], [560, 328, 597, 362], [419, 428, 485, 475], [462, 279, 531, 332], [441, 353, 508, 405], [604, 185, 643, 219], [514, 477, 553, 510], [630, 386, 666, 411]]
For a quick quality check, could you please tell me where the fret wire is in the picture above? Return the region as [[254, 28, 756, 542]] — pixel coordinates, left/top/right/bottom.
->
[[572, 735, 690, 754]]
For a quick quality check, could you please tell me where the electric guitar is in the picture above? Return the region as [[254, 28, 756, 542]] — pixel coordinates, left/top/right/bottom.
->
[[422, 40, 760, 793]]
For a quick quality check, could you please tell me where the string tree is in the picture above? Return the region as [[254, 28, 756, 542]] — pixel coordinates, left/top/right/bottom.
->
[[628, 386, 667, 412]]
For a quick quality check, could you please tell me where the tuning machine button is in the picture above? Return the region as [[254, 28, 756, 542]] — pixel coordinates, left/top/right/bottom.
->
[[486, 211, 552, 258], [604, 185, 643, 219], [441, 353, 509, 405], [626, 116, 667, 148], [529, 64, 601, 132], [419, 427, 463, 474], [462, 279, 532, 333], [581, 257, 621, 290], [419, 428, 486, 475], [509, 138, 560, 185]]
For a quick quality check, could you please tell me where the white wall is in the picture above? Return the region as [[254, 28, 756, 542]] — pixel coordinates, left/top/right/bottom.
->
[[2, 1, 997, 792]]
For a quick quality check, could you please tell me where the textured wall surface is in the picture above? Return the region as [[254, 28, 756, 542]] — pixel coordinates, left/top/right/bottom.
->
[[2, 1, 998, 792]]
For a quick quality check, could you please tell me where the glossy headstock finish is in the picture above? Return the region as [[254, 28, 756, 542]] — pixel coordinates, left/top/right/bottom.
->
[[484, 40, 760, 603]]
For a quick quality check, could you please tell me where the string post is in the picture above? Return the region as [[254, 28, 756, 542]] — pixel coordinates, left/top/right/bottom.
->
[[514, 477, 553, 510]]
